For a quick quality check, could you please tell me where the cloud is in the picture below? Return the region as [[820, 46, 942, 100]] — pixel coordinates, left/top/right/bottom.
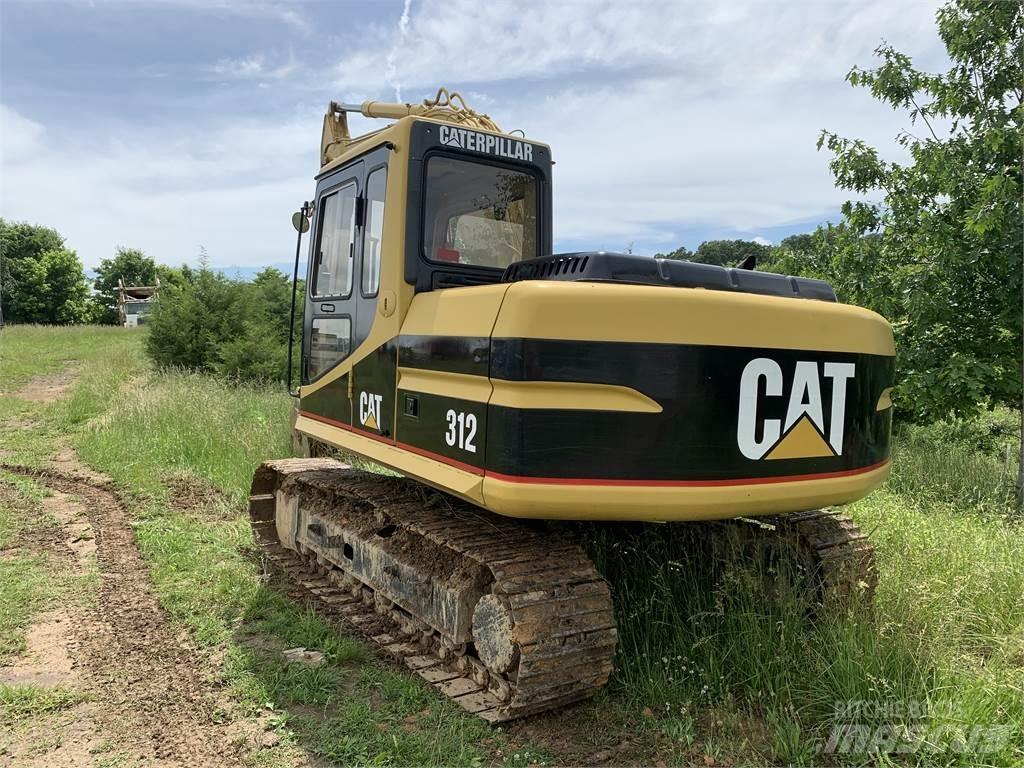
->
[[328, 0, 944, 252], [1, 0, 947, 270], [752, 237, 772, 246], [0, 102, 319, 269], [88, 0, 313, 34], [336, 0, 941, 95], [208, 51, 298, 81], [0, 105, 45, 160]]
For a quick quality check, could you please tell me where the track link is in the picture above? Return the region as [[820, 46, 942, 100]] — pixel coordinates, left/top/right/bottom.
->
[[249, 458, 616, 722], [775, 508, 878, 602], [722, 508, 878, 605]]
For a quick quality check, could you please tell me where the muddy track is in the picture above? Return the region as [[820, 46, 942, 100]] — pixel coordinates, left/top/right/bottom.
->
[[0, 462, 247, 766]]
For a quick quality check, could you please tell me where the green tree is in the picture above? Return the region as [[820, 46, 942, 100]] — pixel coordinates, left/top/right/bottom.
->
[[818, 0, 1022, 499], [818, 0, 1021, 421], [692, 239, 771, 267], [92, 247, 159, 324], [0, 219, 92, 324], [655, 246, 694, 261], [146, 265, 303, 383]]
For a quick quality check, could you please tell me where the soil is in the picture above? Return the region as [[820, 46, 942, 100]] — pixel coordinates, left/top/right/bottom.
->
[[0, 457, 269, 766], [13, 366, 80, 404]]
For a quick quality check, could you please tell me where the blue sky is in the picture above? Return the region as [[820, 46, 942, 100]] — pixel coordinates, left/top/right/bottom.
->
[[0, 0, 946, 270]]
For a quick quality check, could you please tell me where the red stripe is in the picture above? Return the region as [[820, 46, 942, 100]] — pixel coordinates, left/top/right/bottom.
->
[[298, 411, 888, 488], [298, 411, 484, 476]]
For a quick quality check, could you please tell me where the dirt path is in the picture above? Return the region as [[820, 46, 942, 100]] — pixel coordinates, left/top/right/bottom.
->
[[12, 364, 81, 404], [0, 459, 255, 766]]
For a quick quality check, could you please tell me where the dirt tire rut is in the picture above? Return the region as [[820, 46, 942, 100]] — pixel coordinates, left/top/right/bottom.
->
[[2, 463, 248, 766]]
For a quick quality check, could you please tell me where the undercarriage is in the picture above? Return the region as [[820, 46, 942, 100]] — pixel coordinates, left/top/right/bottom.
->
[[250, 458, 876, 721]]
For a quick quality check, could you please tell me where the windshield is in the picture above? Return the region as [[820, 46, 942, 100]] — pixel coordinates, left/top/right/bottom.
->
[[423, 156, 538, 269]]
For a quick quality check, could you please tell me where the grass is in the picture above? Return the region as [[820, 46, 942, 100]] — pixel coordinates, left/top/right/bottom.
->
[[0, 552, 56, 661], [0, 472, 68, 661], [1, 324, 1022, 766], [588, 432, 1023, 765], [0, 684, 86, 721]]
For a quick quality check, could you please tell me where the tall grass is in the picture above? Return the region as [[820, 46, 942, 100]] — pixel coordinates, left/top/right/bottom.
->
[[0, 325, 139, 393], [76, 370, 293, 504], [586, 441, 1024, 765], [3, 325, 1021, 765], [68, 360, 511, 765]]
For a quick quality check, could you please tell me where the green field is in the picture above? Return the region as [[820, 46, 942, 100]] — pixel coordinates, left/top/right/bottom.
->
[[1, 325, 1021, 767]]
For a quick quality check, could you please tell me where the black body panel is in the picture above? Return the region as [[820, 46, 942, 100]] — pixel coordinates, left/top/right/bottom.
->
[[487, 338, 892, 481], [398, 334, 489, 377], [351, 338, 398, 438], [395, 390, 487, 470], [302, 332, 891, 484], [502, 253, 837, 303], [302, 372, 351, 426]]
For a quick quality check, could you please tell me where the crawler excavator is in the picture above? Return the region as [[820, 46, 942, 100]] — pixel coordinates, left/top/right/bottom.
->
[[249, 89, 895, 722]]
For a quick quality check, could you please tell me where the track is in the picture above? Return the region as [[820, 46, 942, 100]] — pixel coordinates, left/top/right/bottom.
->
[[249, 458, 617, 722]]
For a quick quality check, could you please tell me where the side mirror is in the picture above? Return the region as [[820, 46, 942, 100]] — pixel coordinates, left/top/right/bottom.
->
[[292, 210, 311, 233]]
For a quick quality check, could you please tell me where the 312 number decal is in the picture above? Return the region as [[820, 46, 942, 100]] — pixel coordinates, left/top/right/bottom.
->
[[445, 409, 477, 453]]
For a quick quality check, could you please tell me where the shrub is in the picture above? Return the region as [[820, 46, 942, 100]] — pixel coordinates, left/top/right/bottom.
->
[[145, 266, 301, 383]]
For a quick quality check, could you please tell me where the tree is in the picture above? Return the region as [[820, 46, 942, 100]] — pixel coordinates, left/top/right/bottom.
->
[[655, 246, 694, 261], [145, 265, 303, 383], [92, 247, 159, 325], [0, 219, 92, 324], [818, 0, 1022, 498], [692, 239, 771, 267]]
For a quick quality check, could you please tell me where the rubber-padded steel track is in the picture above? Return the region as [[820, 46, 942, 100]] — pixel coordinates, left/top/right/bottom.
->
[[249, 458, 616, 722]]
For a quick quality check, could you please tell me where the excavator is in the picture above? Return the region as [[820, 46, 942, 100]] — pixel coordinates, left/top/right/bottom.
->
[[249, 89, 895, 722]]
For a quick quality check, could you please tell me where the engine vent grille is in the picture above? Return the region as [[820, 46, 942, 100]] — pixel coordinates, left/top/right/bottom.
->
[[502, 254, 590, 282], [497, 251, 837, 302]]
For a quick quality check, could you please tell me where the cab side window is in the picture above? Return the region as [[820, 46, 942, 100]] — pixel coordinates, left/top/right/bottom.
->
[[308, 317, 351, 380], [361, 168, 387, 296], [313, 183, 357, 298]]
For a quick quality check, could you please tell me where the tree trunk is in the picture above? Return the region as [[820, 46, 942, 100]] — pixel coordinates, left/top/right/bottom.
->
[[1018, 355, 1023, 508]]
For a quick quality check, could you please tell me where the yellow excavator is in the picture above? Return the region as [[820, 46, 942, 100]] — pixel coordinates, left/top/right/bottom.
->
[[249, 89, 894, 722]]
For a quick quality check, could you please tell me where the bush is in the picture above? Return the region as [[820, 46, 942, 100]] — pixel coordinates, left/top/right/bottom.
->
[[145, 266, 301, 384], [899, 406, 1020, 458]]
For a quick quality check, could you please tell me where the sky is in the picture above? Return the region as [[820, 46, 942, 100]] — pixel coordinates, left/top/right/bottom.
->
[[0, 0, 948, 271]]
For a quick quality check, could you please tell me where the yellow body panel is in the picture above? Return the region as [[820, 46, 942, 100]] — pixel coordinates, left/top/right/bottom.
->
[[397, 367, 493, 403], [398, 367, 661, 413], [296, 413, 486, 504], [481, 461, 891, 522], [493, 281, 894, 354], [400, 283, 510, 337]]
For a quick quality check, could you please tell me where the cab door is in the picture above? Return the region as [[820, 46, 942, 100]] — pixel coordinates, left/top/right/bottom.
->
[[301, 160, 363, 424]]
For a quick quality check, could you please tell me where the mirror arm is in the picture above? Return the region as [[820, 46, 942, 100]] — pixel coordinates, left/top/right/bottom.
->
[[287, 201, 311, 398]]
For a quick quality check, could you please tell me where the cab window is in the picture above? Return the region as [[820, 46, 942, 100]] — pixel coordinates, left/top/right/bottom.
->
[[313, 183, 356, 298], [308, 317, 351, 379], [361, 168, 386, 296], [423, 156, 538, 270]]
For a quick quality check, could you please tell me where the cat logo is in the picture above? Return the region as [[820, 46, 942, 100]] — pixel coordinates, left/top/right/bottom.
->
[[737, 358, 855, 460], [358, 391, 383, 432]]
